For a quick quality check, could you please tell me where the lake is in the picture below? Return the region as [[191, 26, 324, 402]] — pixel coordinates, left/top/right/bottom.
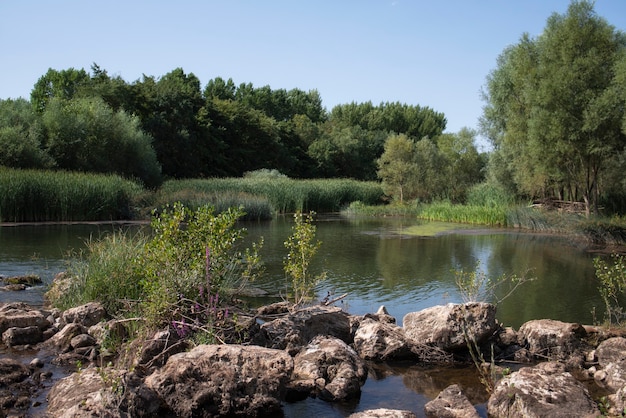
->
[[0, 215, 607, 417]]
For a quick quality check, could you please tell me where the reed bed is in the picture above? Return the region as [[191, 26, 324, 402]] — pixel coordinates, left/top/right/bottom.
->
[[342, 201, 419, 217], [158, 178, 384, 214], [152, 189, 273, 221], [417, 201, 508, 226], [0, 167, 143, 222]]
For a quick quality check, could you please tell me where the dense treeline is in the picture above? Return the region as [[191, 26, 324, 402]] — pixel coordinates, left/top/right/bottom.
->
[[481, 1, 626, 215], [0, 65, 457, 188]]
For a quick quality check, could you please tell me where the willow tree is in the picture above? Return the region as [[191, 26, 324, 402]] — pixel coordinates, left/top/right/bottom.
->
[[481, 1, 626, 215]]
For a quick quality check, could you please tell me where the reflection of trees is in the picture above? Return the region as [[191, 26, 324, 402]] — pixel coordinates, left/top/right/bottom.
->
[[486, 233, 600, 328]]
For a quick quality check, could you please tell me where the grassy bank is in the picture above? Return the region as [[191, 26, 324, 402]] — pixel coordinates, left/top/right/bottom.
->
[[0, 167, 144, 222]]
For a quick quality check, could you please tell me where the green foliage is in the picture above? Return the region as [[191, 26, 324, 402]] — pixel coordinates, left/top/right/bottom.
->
[[593, 253, 626, 327], [41, 96, 162, 187], [158, 177, 383, 214], [0, 167, 143, 222], [342, 201, 419, 217], [481, 0, 626, 215], [377, 133, 419, 203], [418, 201, 508, 226], [57, 229, 148, 314], [284, 212, 326, 305], [56, 202, 262, 333], [467, 182, 516, 208], [141, 202, 262, 326]]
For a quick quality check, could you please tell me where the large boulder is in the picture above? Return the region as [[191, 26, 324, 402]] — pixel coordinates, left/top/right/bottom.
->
[[2, 325, 44, 346], [595, 336, 626, 368], [353, 317, 415, 361], [0, 303, 49, 335], [260, 305, 352, 354], [403, 303, 497, 351], [518, 319, 587, 361], [61, 302, 107, 328], [593, 336, 626, 393], [44, 322, 87, 352], [487, 362, 599, 418], [424, 384, 480, 418], [289, 335, 367, 402], [145, 344, 293, 417]]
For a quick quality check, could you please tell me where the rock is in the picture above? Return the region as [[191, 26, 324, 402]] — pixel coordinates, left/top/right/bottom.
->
[[256, 300, 291, 316], [0, 358, 30, 386], [349, 409, 418, 418], [595, 336, 626, 368], [289, 335, 367, 402], [0, 303, 50, 335], [62, 302, 107, 328], [518, 319, 587, 361], [1, 284, 27, 291], [260, 305, 352, 354], [403, 303, 498, 351], [135, 329, 189, 371], [45, 323, 87, 352], [607, 386, 626, 417], [487, 362, 599, 418], [70, 333, 96, 349], [29, 358, 44, 369], [44, 272, 73, 305], [2, 325, 43, 347], [88, 319, 130, 347], [353, 318, 414, 361], [594, 361, 626, 392], [145, 344, 293, 417], [424, 384, 479, 418], [2, 274, 42, 286], [46, 367, 151, 418]]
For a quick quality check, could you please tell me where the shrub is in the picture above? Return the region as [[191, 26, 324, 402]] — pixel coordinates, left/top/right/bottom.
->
[[593, 253, 626, 328]]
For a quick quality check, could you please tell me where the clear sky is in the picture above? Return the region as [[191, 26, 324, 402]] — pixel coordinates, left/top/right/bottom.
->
[[2, 1, 626, 148]]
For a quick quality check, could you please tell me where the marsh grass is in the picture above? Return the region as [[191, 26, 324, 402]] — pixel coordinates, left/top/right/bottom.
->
[[418, 201, 508, 226], [158, 178, 384, 214], [0, 167, 144, 222], [342, 201, 419, 217]]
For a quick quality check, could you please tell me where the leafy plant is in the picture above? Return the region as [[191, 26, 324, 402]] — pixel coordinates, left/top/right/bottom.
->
[[454, 261, 534, 304], [284, 211, 326, 305], [593, 253, 626, 328]]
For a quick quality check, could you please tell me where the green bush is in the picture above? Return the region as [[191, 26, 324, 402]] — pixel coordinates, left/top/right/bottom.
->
[[418, 201, 508, 226], [0, 167, 144, 222]]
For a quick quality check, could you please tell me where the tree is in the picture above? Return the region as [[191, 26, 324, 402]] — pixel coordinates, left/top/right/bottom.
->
[[481, 1, 626, 215], [0, 98, 52, 168], [31, 68, 91, 113], [42, 97, 161, 187], [377, 133, 419, 203]]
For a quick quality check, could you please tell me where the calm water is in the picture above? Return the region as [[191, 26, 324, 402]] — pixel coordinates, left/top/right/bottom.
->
[[0, 216, 607, 417]]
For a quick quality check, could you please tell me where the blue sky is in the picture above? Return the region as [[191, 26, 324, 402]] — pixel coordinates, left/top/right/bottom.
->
[[2, 1, 626, 148]]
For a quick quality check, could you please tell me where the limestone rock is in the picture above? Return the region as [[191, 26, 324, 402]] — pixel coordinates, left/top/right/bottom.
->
[[0, 358, 30, 386], [45, 322, 87, 352], [424, 384, 479, 418], [595, 336, 626, 368], [403, 303, 497, 351], [145, 344, 293, 417], [2, 325, 43, 347], [289, 335, 367, 401], [518, 319, 587, 361], [62, 302, 107, 328], [0, 303, 49, 335], [260, 305, 352, 354], [353, 317, 414, 361], [487, 362, 599, 418]]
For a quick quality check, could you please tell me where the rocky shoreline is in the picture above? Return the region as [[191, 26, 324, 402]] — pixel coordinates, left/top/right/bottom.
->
[[1, 294, 626, 416]]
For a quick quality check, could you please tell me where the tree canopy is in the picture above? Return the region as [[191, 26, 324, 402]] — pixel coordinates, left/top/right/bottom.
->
[[481, 0, 626, 215]]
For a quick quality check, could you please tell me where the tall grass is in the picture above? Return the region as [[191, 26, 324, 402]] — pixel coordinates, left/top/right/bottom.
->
[[157, 178, 384, 214], [0, 167, 144, 222], [418, 201, 508, 226]]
